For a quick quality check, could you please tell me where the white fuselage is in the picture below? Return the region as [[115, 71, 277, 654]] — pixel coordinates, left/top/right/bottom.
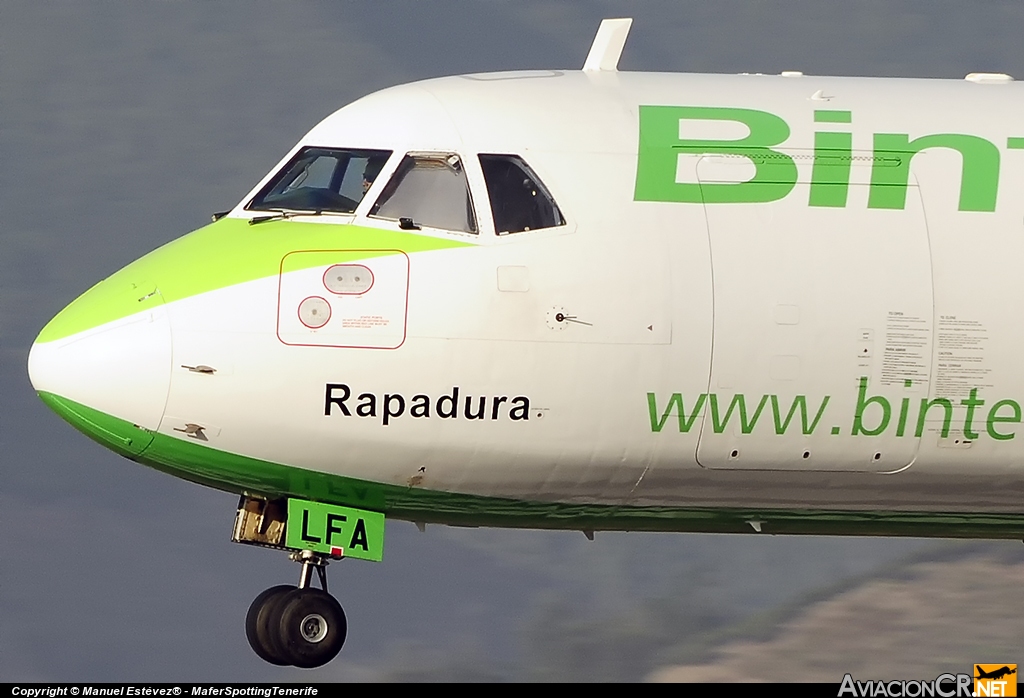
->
[[31, 70, 1024, 527]]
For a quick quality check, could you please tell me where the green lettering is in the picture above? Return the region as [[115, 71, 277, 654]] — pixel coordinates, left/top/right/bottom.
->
[[770, 395, 830, 434], [709, 393, 769, 434], [852, 377, 890, 436], [960, 388, 985, 440], [647, 392, 707, 433], [809, 132, 852, 208], [635, 106, 796, 204], [814, 110, 852, 123], [896, 396, 911, 437], [914, 397, 954, 438], [869, 133, 1000, 212], [986, 399, 1021, 441]]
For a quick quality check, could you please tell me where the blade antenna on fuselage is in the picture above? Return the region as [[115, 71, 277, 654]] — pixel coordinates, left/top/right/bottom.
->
[[582, 17, 633, 72]]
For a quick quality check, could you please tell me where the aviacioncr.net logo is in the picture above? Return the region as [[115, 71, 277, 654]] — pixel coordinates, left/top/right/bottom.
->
[[975, 665, 1017, 697], [838, 673, 973, 698]]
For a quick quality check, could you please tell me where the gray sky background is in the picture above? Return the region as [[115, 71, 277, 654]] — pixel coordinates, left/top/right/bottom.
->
[[3, 0, 1023, 682]]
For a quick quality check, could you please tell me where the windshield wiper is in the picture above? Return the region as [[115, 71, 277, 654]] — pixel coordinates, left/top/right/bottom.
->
[[248, 209, 323, 226]]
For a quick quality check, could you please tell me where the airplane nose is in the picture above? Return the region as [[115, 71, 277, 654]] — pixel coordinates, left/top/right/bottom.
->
[[28, 277, 172, 458]]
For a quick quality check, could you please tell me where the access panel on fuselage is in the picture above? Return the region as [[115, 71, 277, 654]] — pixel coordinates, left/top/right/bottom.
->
[[695, 173, 934, 472], [276, 249, 409, 349]]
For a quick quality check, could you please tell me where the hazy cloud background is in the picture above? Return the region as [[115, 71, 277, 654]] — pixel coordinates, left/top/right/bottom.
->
[[3, 1, 1023, 681]]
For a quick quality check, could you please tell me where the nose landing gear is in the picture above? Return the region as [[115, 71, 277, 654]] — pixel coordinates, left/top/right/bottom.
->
[[246, 550, 347, 668]]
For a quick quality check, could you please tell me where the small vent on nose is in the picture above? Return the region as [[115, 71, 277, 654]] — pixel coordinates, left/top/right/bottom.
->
[[181, 364, 216, 374]]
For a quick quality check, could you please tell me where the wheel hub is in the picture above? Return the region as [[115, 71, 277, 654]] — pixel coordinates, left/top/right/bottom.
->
[[300, 613, 329, 643]]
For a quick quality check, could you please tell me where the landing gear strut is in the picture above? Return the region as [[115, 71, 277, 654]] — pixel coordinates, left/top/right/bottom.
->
[[233, 495, 383, 668], [245, 550, 347, 668]]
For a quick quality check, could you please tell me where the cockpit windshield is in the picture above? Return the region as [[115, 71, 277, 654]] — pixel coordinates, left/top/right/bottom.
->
[[248, 147, 392, 213]]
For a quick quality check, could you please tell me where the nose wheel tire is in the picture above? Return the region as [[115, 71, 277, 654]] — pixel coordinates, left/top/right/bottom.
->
[[245, 585, 296, 666], [244, 548, 347, 668], [271, 588, 347, 668]]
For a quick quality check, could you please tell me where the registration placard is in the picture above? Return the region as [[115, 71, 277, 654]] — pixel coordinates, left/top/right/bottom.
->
[[285, 499, 385, 562]]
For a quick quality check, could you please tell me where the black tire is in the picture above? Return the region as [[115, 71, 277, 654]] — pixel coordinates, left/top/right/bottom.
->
[[245, 585, 295, 666], [273, 588, 347, 669]]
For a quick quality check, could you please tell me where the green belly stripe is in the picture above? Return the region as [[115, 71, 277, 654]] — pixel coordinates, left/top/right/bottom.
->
[[37, 392, 1024, 540]]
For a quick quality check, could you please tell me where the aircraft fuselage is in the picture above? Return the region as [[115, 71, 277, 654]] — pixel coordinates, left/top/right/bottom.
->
[[28, 69, 1024, 538]]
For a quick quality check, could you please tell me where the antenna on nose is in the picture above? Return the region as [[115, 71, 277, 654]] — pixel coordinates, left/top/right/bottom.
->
[[582, 18, 633, 72]]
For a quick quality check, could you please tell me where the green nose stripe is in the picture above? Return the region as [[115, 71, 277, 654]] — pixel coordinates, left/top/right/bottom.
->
[[35, 217, 472, 344], [37, 391, 154, 457], [36, 277, 162, 345]]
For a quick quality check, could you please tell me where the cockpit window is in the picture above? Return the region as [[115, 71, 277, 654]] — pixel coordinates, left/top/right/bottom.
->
[[248, 147, 391, 213], [479, 154, 564, 234], [369, 153, 478, 234]]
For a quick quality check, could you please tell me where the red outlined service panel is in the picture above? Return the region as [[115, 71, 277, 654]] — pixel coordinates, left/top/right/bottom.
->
[[276, 250, 409, 349]]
